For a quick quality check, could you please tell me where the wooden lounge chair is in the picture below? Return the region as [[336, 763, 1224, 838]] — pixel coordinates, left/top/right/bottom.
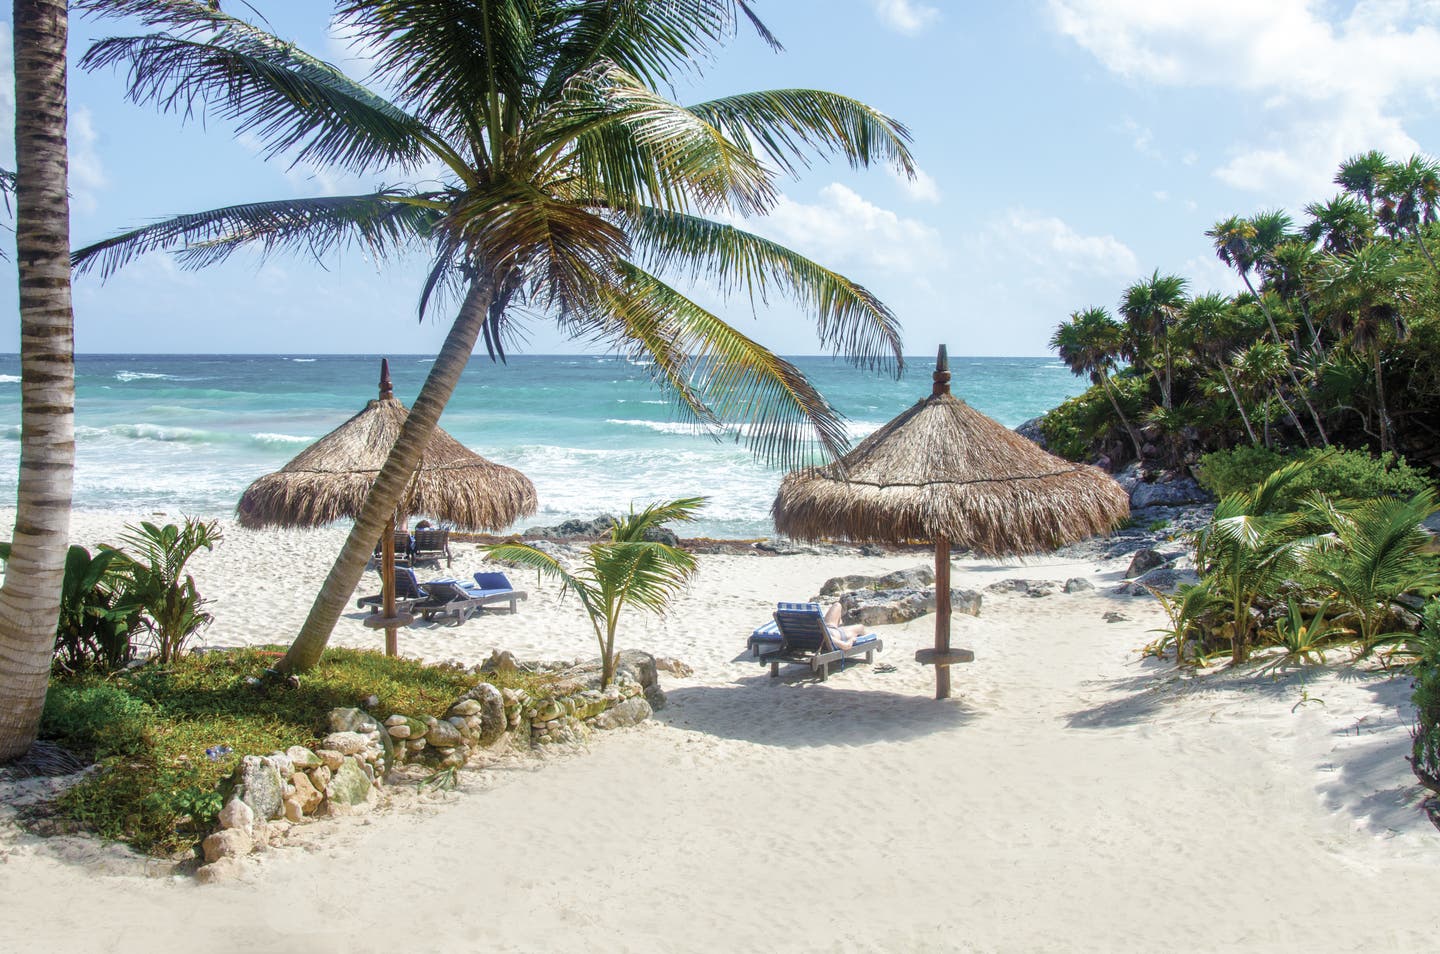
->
[[759, 602, 882, 681], [469, 571, 527, 614], [369, 529, 414, 569], [356, 566, 427, 614], [411, 527, 452, 568]]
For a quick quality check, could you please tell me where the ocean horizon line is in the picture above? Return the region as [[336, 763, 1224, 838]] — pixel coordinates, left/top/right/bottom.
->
[[0, 351, 1061, 361]]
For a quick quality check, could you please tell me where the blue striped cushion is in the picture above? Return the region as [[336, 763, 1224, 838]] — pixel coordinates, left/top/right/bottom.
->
[[775, 602, 822, 614], [750, 619, 781, 642]]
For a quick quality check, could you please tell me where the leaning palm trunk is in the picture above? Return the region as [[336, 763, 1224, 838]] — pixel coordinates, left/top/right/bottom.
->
[[1240, 272, 1329, 445], [0, 0, 75, 761], [279, 282, 493, 673], [1216, 364, 1259, 446], [1099, 373, 1145, 461]]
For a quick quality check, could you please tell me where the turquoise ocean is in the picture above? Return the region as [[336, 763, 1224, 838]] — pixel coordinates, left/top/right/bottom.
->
[[0, 354, 1084, 539]]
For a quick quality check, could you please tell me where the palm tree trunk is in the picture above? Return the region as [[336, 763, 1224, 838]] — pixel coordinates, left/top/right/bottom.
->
[[1241, 272, 1329, 445], [279, 281, 495, 673], [1373, 346, 1392, 454], [0, 0, 75, 762], [1217, 364, 1259, 446], [1271, 386, 1311, 449], [1412, 227, 1440, 277], [1099, 373, 1145, 461]]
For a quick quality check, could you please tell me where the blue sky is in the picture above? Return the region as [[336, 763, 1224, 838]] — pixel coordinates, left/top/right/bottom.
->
[[4, 0, 1440, 357]]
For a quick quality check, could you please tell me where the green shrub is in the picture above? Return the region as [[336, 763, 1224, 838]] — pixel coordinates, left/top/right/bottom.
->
[[1410, 600, 1440, 794], [1194, 447, 1433, 501], [1039, 375, 1147, 462], [41, 682, 156, 757]]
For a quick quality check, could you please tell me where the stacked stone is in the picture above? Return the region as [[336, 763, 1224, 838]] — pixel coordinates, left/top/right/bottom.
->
[[524, 677, 651, 745]]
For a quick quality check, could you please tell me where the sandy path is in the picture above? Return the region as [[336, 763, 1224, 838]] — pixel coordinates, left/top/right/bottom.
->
[[1, 516, 1437, 952]]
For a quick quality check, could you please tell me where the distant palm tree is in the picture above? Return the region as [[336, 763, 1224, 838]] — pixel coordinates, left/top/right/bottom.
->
[[1335, 150, 1391, 211], [1178, 292, 1259, 446], [1378, 153, 1440, 273], [1049, 306, 1144, 460], [1265, 239, 1323, 352], [1118, 270, 1188, 410], [75, 0, 914, 673], [1206, 214, 1328, 445], [484, 497, 703, 688], [1302, 194, 1374, 256], [1312, 243, 1416, 453], [0, 0, 77, 762]]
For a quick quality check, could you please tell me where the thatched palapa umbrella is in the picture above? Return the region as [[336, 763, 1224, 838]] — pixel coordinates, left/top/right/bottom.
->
[[773, 346, 1129, 699], [237, 359, 536, 654]]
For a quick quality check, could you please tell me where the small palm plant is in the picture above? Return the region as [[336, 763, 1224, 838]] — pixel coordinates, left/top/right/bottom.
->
[[1145, 579, 1224, 665], [1302, 489, 1440, 655], [484, 498, 703, 688], [1194, 458, 1314, 663], [105, 518, 222, 665], [1258, 597, 1351, 675]]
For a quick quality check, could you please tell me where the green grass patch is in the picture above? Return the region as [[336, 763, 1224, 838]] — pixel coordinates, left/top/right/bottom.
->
[[37, 646, 505, 857]]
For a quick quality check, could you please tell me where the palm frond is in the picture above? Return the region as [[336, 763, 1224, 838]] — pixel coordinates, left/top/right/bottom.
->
[[72, 192, 437, 278], [547, 63, 776, 216], [688, 89, 914, 179], [577, 263, 852, 465], [608, 497, 707, 542], [80, 29, 442, 176], [622, 206, 902, 371], [592, 541, 697, 614]]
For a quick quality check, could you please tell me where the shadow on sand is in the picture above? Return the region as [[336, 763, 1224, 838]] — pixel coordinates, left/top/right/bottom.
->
[[656, 677, 975, 748]]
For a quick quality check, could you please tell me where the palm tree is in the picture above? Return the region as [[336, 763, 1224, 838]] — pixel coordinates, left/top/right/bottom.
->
[[484, 498, 702, 688], [1378, 153, 1440, 273], [0, 0, 77, 762], [1118, 270, 1188, 410], [75, 1, 915, 673], [1049, 306, 1144, 461], [1206, 214, 1328, 445], [1311, 243, 1416, 454], [1193, 459, 1312, 663], [1335, 150, 1391, 211], [1302, 194, 1374, 256], [1302, 490, 1440, 653], [1178, 292, 1258, 446], [1230, 341, 1301, 449], [1265, 239, 1323, 353]]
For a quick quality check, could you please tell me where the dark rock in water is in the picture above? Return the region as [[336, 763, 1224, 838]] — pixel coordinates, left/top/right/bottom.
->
[[1125, 548, 1169, 578], [523, 516, 616, 539], [752, 539, 819, 556], [1131, 476, 1210, 509], [1014, 417, 1047, 449]]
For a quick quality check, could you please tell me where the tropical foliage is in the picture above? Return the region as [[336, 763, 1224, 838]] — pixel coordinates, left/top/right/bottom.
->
[[103, 518, 222, 665], [1411, 600, 1440, 794], [74, 0, 914, 673], [483, 497, 703, 687], [1045, 151, 1440, 475]]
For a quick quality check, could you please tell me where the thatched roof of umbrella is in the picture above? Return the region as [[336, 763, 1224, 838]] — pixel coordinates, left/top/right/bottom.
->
[[772, 346, 1128, 700], [237, 361, 536, 530], [772, 348, 1128, 556]]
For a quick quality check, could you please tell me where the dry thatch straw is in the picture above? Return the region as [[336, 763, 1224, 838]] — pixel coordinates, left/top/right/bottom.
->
[[237, 363, 536, 531], [772, 350, 1129, 557]]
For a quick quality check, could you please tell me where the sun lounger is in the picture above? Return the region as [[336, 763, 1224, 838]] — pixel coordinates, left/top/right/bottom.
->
[[411, 527, 452, 568], [413, 573, 527, 623], [356, 566, 427, 613], [368, 529, 414, 569], [758, 602, 882, 681], [469, 571, 527, 614]]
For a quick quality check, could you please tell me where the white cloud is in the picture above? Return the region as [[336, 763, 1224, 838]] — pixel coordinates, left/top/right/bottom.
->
[[1049, 0, 1440, 197], [1119, 116, 1162, 159], [891, 165, 941, 203], [997, 210, 1139, 279], [741, 183, 945, 275], [872, 0, 941, 35], [68, 108, 108, 213], [1153, 190, 1169, 202]]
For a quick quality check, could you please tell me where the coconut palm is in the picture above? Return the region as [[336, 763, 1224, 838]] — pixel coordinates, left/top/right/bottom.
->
[[0, 0, 77, 762], [74, 0, 914, 673], [1049, 306, 1144, 460], [1193, 459, 1313, 664], [484, 497, 702, 687], [1206, 214, 1328, 445], [1118, 270, 1188, 410], [1335, 150, 1391, 211], [1311, 243, 1416, 453]]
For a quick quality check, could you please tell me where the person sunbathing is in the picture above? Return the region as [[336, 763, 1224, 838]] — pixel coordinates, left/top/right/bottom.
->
[[823, 602, 872, 649]]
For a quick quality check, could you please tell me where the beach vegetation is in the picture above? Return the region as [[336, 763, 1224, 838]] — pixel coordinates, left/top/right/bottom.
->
[[73, 0, 915, 675], [1257, 598, 1350, 675], [1144, 579, 1224, 665], [1194, 447, 1431, 502], [1045, 151, 1440, 480], [484, 497, 703, 688], [0, 0, 79, 764], [1409, 600, 1440, 794], [103, 518, 221, 665], [36, 646, 513, 856]]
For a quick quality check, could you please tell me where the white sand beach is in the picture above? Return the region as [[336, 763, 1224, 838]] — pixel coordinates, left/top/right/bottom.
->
[[2, 510, 1438, 953]]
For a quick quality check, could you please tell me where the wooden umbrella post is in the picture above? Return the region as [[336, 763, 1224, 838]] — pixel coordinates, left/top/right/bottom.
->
[[934, 535, 952, 700], [381, 513, 398, 657]]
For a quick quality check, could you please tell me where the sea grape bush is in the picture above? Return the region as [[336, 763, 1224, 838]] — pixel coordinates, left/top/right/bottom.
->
[[1194, 447, 1432, 501]]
